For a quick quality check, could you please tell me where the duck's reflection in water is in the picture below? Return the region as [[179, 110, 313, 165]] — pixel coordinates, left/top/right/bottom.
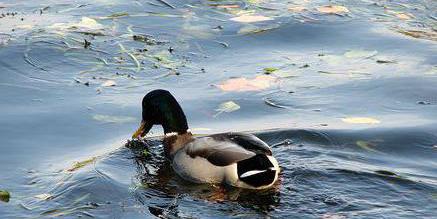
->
[[127, 139, 281, 217]]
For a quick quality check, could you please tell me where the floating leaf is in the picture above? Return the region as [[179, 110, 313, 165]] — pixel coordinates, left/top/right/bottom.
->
[[48, 17, 105, 36], [263, 67, 279, 74], [92, 114, 136, 123], [288, 6, 306, 12], [398, 29, 437, 41], [0, 190, 10, 202], [101, 80, 116, 87], [67, 157, 97, 172], [264, 97, 288, 109], [356, 140, 380, 153], [342, 117, 380, 124], [376, 58, 396, 64], [396, 13, 412, 20], [230, 15, 273, 23], [214, 101, 240, 117], [237, 23, 280, 35], [99, 12, 129, 19], [50, 17, 103, 31], [211, 4, 240, 9], [375, 170, 397, 176], [344, 50, 378, 59], [217, 75, 275, 92], [317, 5, 349, 15], [35, 193, 53, 200]]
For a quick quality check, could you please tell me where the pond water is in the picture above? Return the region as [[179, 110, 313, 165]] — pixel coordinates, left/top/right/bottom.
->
[[0, 0, 436, 218]]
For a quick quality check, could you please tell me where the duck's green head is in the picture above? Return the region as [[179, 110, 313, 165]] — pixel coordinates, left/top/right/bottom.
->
[[132, 89, 189, 138]]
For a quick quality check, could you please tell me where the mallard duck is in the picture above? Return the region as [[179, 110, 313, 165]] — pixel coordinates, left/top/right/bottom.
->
[[132, 89, 280, 189]]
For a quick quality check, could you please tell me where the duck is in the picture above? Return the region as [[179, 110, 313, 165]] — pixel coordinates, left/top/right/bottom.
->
[[132, 89, 280, 189]]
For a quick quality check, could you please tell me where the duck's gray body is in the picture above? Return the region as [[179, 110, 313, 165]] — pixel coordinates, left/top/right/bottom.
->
[[169, 132, 280, 189]]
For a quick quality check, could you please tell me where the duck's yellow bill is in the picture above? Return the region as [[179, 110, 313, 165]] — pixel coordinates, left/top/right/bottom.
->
[[132, 121, 146, 139]]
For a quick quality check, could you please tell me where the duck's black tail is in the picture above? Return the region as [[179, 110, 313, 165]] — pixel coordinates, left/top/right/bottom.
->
[[237, 154, 276, 187]]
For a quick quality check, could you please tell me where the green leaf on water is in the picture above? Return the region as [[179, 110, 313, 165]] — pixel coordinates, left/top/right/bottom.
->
[[263, 67, 278, 74], [214, 101, 240, 117], [67, 157, 97, 172], [100, 12, 129, 19], [143, 149, 149, 156], [356, 140, 380, 153], [0, 190, 10, 202]]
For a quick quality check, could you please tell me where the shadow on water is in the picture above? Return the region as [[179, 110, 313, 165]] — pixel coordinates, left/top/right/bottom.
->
[[16, 126, 437, 218]]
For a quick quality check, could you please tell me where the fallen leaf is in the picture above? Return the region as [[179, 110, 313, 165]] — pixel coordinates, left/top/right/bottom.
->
[[288, 6, 306, 12], [101, 80, 116, 87], [344, 50, 378, 59], [35, 193, 53, 200], [92, 114, 136, 123], [375, 170, 397, 176], [237, 23, 280, 35], [67, 157, 97, 172], [230, 15, 273, 23], [50, 17, 103, 30], [396, 13, 412, 20], [214, 101, 240, 117], [317, 5, 349, 14], [342, 117, 380, 124], [398, 29, 437, 41], [217, 75, 275, 92], [49, 17, 105, 36], [0, 190, 10, 202], [211, 4, 240, 9], [376, 58, 396, 64], [263, 67, 279, 74], [356, 140, 380, 153], [99, 12, 129, 19]]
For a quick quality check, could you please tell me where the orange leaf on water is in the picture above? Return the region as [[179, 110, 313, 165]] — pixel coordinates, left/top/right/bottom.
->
[[217, 75, 276, 92]]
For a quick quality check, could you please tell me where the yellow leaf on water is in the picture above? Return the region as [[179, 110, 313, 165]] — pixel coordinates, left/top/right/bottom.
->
[[396, 13, 412, 20], [356, 140, 380, 153], [230, 15, 273, 23], [217, 75, 275, 92], [101, 80, 116, 87], [74, 17, 104, 29], [92, 114, 136, 123], [50, 17, 103, 30], [214, 101, 240, 117], [288, 6, 306, 12], [35, 193, 53, 200], [342, 117, 380, 124], [212, 4, 240, 9], [67, 157, 97, 172], [317, 5, 349, 14]]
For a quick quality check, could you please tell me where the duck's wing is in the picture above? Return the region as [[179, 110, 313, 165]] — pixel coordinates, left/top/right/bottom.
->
[[185, 132, 271, 166], [212, 132, 272, 155]]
